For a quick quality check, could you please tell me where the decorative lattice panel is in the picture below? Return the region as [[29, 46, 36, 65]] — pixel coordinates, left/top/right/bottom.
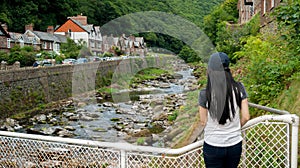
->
[[127, 148, 204, 168], [240, 122, 289, 168], [0, 120, 292, 167], [0, 137, 120, 167]]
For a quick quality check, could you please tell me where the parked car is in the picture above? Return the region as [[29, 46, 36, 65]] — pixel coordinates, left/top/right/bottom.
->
[[88, 56, 101, 62], [41, 60, 52, 66], [33, 61, 40, 67], [33, 60, 53, 67], [62, 58, 76, 65], [76, 58, 88, 64]]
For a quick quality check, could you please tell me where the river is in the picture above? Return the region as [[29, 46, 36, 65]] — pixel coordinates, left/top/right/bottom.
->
[[21, 62, 198, 147]]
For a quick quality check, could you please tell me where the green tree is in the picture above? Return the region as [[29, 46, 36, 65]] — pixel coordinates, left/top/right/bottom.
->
[[8, 45, 35, 66], [60, 38, 82, 59], [178, 45, 199, 63]]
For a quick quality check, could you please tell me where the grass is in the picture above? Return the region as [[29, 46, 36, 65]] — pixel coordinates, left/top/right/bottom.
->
[[168, 90, 202, 148], [275, 73, 300, 164], [131, 67, 170, 83], [276, 73, 300, 114]]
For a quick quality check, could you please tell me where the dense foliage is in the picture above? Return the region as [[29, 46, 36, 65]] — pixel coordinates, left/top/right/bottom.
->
[[203, 0, 239, 45], [216, 14, 260, 62], [197, 0, 300, 116], [0, 0, 223, 32], [275, 0, 300, 52], [0, 45, 36, 67]]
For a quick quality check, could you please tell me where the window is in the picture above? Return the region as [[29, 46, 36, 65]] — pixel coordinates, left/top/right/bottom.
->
[[56, 44, 60, 51], [20, 41, 24, 48], [32, 37, 37, 44], [90, 40, 95, 48], [53, 43, 59, 52], [7, 38, 10, 48], [49, 42, 52, 50], [68, 29, 72, 37], [43, 41, 47, 49], [250, 6, 254, 16]]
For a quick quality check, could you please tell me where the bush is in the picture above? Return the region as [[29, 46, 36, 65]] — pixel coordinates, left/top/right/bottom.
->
[[8, 45, 36, 66], [0, 51, 8, 62], [235, 34, 299, 106]]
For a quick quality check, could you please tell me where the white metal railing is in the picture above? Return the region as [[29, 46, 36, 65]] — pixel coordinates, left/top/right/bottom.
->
[[0, 107, 298, 167]]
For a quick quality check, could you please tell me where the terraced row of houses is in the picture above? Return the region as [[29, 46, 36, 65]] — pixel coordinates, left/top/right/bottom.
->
[[0, 15, 147, 56]]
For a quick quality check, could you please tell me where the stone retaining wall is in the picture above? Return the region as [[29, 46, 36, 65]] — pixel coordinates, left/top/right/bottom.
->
[[0, 56, 170, 119]]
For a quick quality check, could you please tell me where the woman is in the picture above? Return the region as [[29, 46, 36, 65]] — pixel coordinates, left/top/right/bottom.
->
[[199, 52, 250, 168]]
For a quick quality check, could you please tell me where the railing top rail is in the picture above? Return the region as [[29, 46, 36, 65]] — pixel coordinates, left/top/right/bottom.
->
[[248, 102, 290, 115], [0, 114, 297, 155]]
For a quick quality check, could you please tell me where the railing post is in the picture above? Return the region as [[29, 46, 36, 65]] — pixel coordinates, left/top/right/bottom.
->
[[291, 114, 299, 168], [121, 150, 126, 168]]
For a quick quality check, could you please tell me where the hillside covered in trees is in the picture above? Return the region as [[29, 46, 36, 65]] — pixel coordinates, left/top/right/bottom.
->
[[0, 0, 224, 61], [0, 0, 223, 33]]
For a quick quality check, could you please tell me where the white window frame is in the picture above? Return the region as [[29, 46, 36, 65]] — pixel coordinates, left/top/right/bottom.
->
[[56, 43, 60, 52], [263, 0, 267, 14], [53, 43, 59, 52], [7, 38, 10, 48]]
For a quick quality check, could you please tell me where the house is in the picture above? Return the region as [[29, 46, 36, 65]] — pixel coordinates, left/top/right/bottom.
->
[[54, 15, 102, 55], [0, 23, 11, 52], [127, 35, 146, 56], [134, 37, 146, 56], [55, 14, 148, 56], [238, 0, 282, 26], [23, 24, 66, 54], [101, 34, 147, 56], [102, 35, 115, 54], [9, 32, 32, 49]]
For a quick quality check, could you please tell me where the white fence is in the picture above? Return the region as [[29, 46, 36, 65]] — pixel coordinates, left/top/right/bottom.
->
[[0, 107, 298, 167]]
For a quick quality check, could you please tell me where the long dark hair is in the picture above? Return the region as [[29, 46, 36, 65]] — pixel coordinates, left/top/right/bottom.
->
[[206, 56, 242, 125]]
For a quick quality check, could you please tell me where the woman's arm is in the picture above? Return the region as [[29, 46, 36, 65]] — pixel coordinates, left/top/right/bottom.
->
[[199, 106, 208, 126], [240, 98, 250, 127]]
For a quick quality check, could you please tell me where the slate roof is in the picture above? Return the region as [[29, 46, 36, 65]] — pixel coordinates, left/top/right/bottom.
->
[[9, 32, 31, 44], [33, 31, 66, 43]]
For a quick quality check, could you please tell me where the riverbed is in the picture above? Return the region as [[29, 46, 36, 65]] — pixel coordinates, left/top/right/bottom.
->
[[4, 60, 199, 147]]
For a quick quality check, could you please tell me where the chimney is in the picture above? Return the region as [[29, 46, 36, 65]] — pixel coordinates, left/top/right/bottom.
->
[[47, 26, 54, 34], [25, 23, 34, 32], [1, 23, 8, 32], [68, 14, 87, 25]]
